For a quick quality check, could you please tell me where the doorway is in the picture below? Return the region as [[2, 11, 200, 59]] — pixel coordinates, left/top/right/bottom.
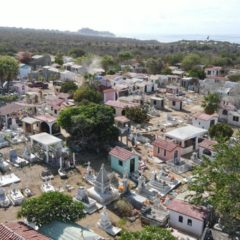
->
[[130, 158, 135, 173]]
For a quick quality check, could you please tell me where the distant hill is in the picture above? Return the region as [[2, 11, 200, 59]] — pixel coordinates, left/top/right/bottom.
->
[[78, 28, 115, 38]]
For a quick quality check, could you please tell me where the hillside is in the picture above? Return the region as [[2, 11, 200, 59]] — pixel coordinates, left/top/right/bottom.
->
[[0, 27, 239, 58], [78, 28, 115, 38]]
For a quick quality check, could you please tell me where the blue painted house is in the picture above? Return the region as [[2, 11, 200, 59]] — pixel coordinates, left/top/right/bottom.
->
[[18, 64, 31, 79], [109, 146, 139, 176]]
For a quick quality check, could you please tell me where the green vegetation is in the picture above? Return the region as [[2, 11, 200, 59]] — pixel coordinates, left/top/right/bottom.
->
[[188, 68, 206, 79], [119, 226, 175, 240], [114, 199, 133, 218], [145, 58, 163, 74], [182, 53, 201, 70], [0, 55, 18, 90], [125, 107, 150, 124], [17, 192, 85, 226], [55, 53, 63, 65], [188, 134, 240, 236], [202, 93, 220, 114], [0, 94, 18, 102], [209, 123, 233, 141], [74, 85, 102, 104], [228, 74, 240, 82], [57, 103, 119, 150], [60, 81, 78, 94]]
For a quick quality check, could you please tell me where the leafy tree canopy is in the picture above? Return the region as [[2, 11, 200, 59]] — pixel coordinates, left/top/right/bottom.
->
[[17, 192, 85, 226], [201, 93, 220, 114], [60, 81, 78, 94], [119, 226, 175, 240], [74, 84, 102, 104], [125, 107, 150, 124], [118, 51, 133, 62], [101, 55, 116, 72], [145, 58, 163, 74], [0, 55, 18, 86], [188, 68, 206, 79], [57, 103, 119, 150], [209, 123, 233, 142], [17, 51, 32, 64], [69, 48, 85, 58], [182, 53, 201, 71], [55, 53, 63, 65], [188, 135, 240, 236]]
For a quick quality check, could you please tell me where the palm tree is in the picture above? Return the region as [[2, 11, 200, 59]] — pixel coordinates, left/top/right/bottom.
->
[[202, 93, 220, 114]]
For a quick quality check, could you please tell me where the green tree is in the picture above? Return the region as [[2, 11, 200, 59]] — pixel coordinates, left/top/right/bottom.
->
[[101, 55, 115, 72], [0, 55, 19, 90], [17, 192, 85, 226], [69, 48, 85, 58], [125, 107, 150, 124], [114, 199, 133, 218], [188, 135, 240, 236], [119, 226, 175, 240], [55, 53, 63, 65], [201, 93, 220, 114], [209, 123, 233, 141], [60, 81, 78, 94], [182, 53, 201, 71], [74, 85, 102, 104], [188, 68, 206, 79], [161, 67, 172, 75], [145, 58, 163, 74], [57, 103, 119, 150], [118, 51, 133, 62]]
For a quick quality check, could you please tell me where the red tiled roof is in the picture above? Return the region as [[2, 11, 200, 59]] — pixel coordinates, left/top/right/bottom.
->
[[109, 146, 136, 161], [0, 103, 25, 116], [193, 112, 218, 121], [114, 116, 130, 123], [152, 139, 178, 152], [105, 100, 139, 109], [199, 139, 217, 151], [0, 222, 50, 240], [167, 199, 207, 221]]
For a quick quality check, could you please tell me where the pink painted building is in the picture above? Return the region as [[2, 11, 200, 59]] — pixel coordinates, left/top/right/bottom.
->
[[103, 88, 116, 103], [152, 138, 181, 162]]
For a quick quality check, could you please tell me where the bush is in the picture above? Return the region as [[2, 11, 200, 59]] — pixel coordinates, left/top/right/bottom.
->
[[114, 199, 133, 218]]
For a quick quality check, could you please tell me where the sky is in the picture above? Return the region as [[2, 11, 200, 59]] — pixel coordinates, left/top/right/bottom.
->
[[0, 0, 239, 39]]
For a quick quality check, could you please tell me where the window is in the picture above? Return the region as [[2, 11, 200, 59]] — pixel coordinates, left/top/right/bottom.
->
[[158, 147, 160, 154], [187, 219, 192, 226], [119, 160, 123, 166], [172, 101, 176, 106], [222, 109, 228, 115], [233, 116, 239, 122], [178, 216, 183, 223], [164, 149, 166, 156], [153, 100, 157, 105]]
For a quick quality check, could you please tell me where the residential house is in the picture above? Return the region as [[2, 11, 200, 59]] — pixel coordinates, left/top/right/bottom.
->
[[165, 125, 208, 155], [150, 96, 165, 110], [168, 96, 183, 111], [198, 139, 217, 159], [167, 199, 208, 238], [152, 138, 181, 162], [0, 221, 50, 240], [192, 113, 218, 130], [18, 63, 31, 79], [204, 66, 225, 78], [109, 146, 139, 176]]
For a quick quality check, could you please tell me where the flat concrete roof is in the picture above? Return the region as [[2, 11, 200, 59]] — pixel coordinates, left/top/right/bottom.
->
[[30, 133, 62, 146], [166, 125, 207, 141], [22, 117, 39, 125]]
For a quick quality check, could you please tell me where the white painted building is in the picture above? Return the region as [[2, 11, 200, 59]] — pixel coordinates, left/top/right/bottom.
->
[[168, 96, 183, 111], [227, 110, 240, 127], [165, 125, 208, 155], [198, 139, 217, 159], [167, 199, 208, 238], [192, 113, 218, 130]]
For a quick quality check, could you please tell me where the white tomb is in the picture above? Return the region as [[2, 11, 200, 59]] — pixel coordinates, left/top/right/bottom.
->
[[98, 207, 121, 236], [0, 187, 11, 208], [74, 186, 102, 214], [87, 164, 119, 205], [8, 187, 24, 205], [41, 181, 55, 193], [0, 173, 20, 187], [83, 161, 96, 185]]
